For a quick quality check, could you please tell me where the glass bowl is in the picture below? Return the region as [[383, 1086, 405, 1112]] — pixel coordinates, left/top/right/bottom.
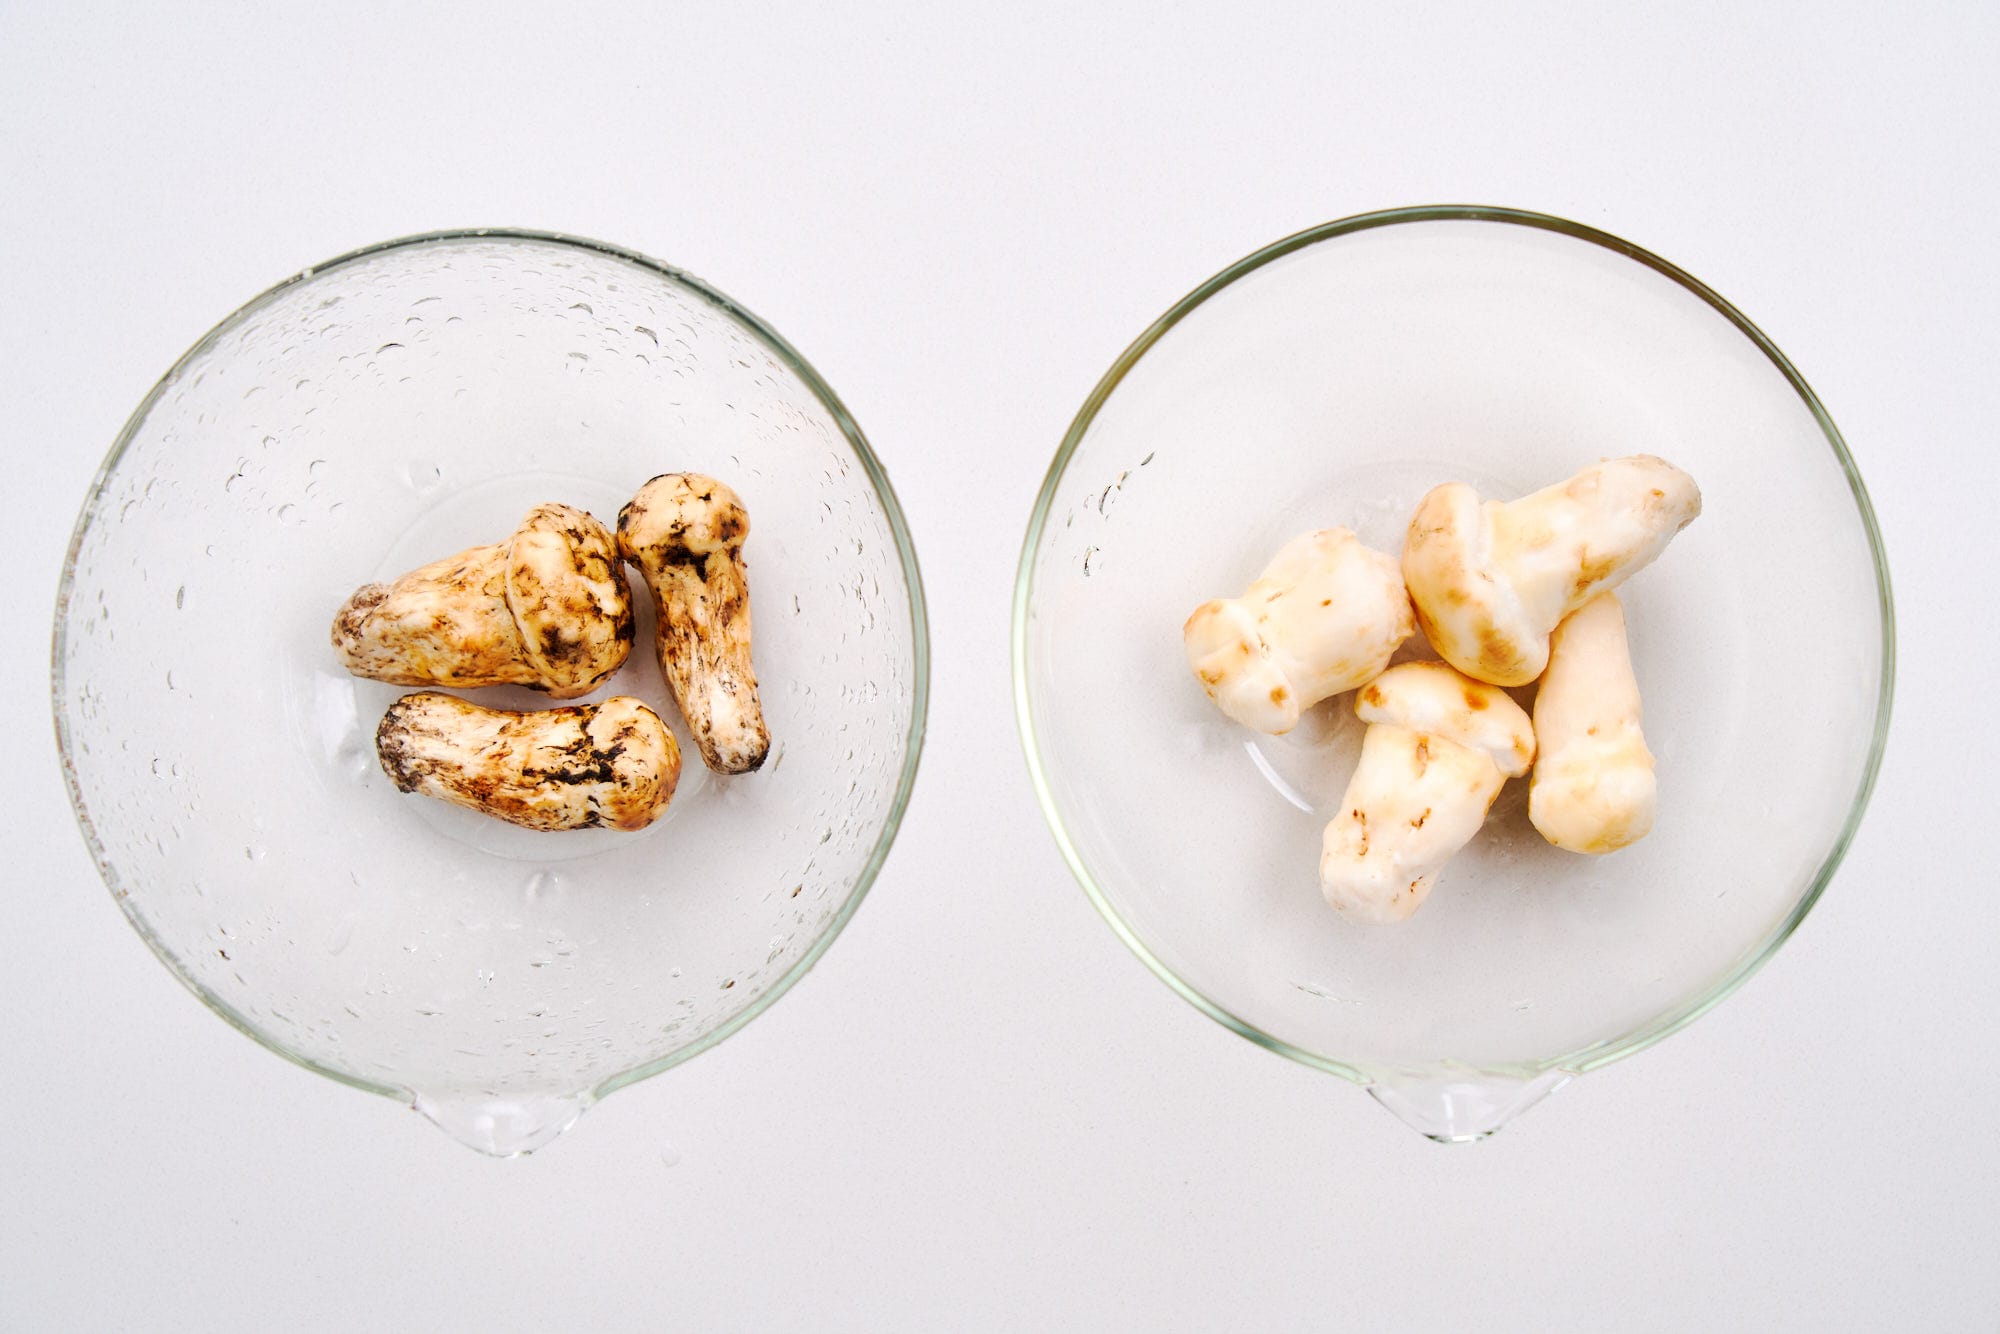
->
[[1013, 206, 1892, 1142], [54, 230, 928, 1155]]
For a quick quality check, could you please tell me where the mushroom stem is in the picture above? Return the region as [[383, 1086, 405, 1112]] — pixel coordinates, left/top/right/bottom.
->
[[1319, 661, 1535, 924], [332, 503, 633, 699], [1528, 591, 1656, 853], [617, 474, 770, 774], [375, 692, 679, 831]]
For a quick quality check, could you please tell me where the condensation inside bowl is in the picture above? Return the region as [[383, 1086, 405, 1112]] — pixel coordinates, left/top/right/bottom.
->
[[57, 237, 919, 1154], [1021, 219, 1885, 1133]]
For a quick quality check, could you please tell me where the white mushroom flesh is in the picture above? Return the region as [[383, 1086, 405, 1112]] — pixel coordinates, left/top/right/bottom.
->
[[1528, 590, 1656, 853], [1183, 528, 1414, 733], [1319, 661, 1534, 924], [375, 692, 680, 831], [332, 503, 633, 699], [1401, 455, 1700, 686], [617, 473, 770, 775]]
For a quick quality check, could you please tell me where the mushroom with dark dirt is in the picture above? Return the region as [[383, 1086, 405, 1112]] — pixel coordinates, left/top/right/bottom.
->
[[332, 502, 633, 700], [375, 691, 680, 831], [617, 473, 770, 775]]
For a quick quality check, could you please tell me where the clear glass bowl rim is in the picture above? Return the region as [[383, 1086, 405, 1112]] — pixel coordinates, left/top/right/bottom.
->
[[50, 227, 932, 1110], [1010, 203, 1895, 1083]]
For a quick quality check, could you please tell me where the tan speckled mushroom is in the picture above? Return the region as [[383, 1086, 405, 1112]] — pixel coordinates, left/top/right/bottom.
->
[[617, 473, 770, 775], [375, 692, 680, 831], [1401, 456, 1700, 687], [332, 503, 633, 700], [1529, 591, 1657, 854], [1183, 528, 1414, 734], [1319, 661, 1535, 925]]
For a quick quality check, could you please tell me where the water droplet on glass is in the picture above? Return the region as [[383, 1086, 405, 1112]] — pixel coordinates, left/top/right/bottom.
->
[[333, 736, 372, 779], [524, 869, 561, 900]]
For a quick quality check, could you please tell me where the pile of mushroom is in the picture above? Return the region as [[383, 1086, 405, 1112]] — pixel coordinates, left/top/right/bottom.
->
[[1182, 454, 1700, 924], [331, 473, 771, 833]]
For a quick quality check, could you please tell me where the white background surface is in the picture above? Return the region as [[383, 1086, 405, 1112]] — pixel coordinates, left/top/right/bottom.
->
[[3, 3, 1995, 1329]]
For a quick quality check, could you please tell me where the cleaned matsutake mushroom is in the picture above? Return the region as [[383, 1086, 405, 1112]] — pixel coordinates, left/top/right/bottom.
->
[[1183, 528, 1414, 733], [332, 503, 633, 700], [1319, 661, 1534, 924], [375, 692, 680, 831], [1401, 455, 1701, 687], [617, 473, 770, 775], [1529, 591, 1656, 854]]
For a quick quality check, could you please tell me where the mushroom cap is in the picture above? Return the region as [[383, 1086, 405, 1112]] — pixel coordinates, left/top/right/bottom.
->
[[1354, 660, 1534, 777], [1183, 596, 1301, 733], [616, 473, 750, 560], [585, 696, 684, 831], [1401, 482, 1548, 687], [504, 503, 635, 698]]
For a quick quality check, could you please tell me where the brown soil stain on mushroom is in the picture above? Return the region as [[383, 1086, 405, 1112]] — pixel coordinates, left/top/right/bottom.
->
[[618, 473, 771, 775]]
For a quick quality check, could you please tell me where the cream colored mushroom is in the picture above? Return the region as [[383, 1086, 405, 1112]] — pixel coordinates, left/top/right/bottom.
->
[[375, 692, 680, 831], [616, 473, 770, 775], [1528, 591, 1656, 853], [1183, 528, 1414, 734], [332, 503, 633, 700], [1401, 455, 1701, 687], [1319, 661, 1535, 924]]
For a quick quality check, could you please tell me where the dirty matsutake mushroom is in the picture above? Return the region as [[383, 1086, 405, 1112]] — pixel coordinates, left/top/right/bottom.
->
[[375, 692, 680, 831], [1401, 455, 1700, 687], [1528, 590, 1657, 854], [1319, 661, 1535, 925], [332, 503, 633, 699], [617, 473, 770, 775], [1182, 528, 1414, 734]]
